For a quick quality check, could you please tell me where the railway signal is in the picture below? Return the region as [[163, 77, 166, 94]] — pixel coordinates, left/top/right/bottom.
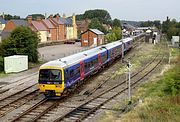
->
[[127, 61, 132, 105], [123, 59, 132, 105]]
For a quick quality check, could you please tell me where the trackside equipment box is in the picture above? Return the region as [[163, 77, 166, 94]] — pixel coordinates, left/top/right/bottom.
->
[[4, 55, 28, 73]]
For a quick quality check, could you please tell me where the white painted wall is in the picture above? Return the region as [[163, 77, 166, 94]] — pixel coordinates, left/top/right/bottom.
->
[[38, 31, 48, 42]]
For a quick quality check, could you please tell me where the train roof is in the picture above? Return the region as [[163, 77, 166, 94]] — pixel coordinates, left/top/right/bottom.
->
[[40, 46, 106, 69], [103, 40, 123, 50], [122, 37, 133, 43]]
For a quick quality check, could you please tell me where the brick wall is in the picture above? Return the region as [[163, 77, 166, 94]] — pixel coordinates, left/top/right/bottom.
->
[[3, 21, 16, 32], [81, 31, 98, 47]]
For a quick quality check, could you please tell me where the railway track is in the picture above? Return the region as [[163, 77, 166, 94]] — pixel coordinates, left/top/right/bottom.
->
[[11, 99, 60, 122], [53, 53, 164, 122], [0, 72, 38, 90], [1, 35, 163, 121], [9, 43, 164, 122], [0, 85, 39, 118]]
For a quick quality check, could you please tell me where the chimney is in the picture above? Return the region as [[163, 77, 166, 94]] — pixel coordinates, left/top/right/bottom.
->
[[63, 13, 66, 18], [72, 13, 76, 25], [49, 14, 53, 19], [2, 12, 5, 19], [56, 14, 60, 21], [45, 13, 47, 19], [27, 16, 32, 24], [36, 16, 41, 22]]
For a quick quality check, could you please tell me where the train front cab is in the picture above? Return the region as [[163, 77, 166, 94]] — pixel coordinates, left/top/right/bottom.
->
[[38, 67, 64, 97]]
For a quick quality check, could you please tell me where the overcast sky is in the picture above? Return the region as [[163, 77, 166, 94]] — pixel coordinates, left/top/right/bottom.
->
[[0, 0, 179, 21]]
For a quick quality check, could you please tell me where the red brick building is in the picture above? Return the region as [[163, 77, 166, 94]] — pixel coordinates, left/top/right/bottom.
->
[[49, 16, 65, 40], [42, 19, 57, 41], [81, 29, 105, 47], [76, 19, 91, 33], [2, 19, 28, 40]]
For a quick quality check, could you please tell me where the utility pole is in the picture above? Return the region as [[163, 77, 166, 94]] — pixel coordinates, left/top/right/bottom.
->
[[121, 42, 124, 63]]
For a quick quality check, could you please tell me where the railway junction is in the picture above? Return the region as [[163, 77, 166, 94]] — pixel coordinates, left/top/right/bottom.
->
[[0, 35, 170, 122]]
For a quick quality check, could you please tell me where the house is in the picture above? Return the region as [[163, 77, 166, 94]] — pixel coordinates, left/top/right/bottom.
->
[[0, 17, 6, 31], [81, 29, 105, 47], [49, 14, 77, 40], [171, 36, 179, 47], [42, 19, 57, 41], [0, 17, 6, 42], [28, 17, 49, 43], [2, 19, 28, 40], [76, 19, 91, 33], [59, 17, 74, 40], [49, 15, 65, 40]]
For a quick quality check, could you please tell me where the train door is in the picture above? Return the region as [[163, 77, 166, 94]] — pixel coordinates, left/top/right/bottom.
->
[[98, 53, 101, 66], [114, 48, 117, 58], [80, 61, 84, 80]]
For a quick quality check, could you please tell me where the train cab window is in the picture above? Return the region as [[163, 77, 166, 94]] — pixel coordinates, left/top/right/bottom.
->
[[39, 69, 61, 82], [70, 69, 74, 79]]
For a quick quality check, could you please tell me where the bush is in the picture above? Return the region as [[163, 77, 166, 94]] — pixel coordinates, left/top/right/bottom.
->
[[0, 56, 4, 71], [163, 65, 180, 96], [1, 26, 40, 63]]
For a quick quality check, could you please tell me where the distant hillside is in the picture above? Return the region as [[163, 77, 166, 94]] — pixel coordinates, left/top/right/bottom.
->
[[121, 20, 142, 27]]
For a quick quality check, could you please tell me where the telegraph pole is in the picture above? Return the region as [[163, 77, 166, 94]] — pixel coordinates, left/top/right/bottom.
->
[[122, 42, 124, 63]]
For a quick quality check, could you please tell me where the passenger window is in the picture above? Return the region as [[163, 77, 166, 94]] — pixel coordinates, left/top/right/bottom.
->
[[76, 67, 80, 76], [88, 62, 91, 68], [70, 69, 74, 79], [91, 61, 94, 66], [65, 70, 68, 80]]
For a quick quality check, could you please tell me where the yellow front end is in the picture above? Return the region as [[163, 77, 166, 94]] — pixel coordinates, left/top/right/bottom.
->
[[39, 83, 64, 96], [38, 67, 65, 97]]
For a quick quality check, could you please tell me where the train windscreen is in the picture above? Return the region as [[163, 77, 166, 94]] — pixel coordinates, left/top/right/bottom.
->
[[39, 69, 62, 83]]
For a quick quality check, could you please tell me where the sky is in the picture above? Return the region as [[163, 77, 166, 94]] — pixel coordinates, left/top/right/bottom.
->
[[0, 0, 179, 21]]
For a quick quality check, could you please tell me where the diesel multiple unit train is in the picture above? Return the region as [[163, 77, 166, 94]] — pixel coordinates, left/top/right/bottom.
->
[[38, 37, 134, 97]]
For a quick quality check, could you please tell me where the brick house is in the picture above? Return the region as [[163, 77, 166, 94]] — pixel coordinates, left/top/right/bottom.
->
[[76, 19, 91, 33], [81, 29, 105, 47], [28, 17, 49, 43], [42, 19, 57, 41], [49, 15, 77, 40], [49, 16, 65, 40], [2, 19, 28, 40]]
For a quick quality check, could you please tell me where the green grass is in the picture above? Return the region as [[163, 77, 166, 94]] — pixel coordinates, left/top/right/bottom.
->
[[119, 48, 180, 122]]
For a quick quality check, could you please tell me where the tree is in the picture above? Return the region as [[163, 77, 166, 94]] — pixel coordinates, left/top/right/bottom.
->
[[112, 27, 122, 40], [105, 27, 122, 43], [112, 18, 121, 28], [26, 14, 45, 20], [81, 9, 112, 24], [0, 14, 20, 20], [88, 18, 107, 33], [105, 33, 117, 43], [1, 26, 40, 63]]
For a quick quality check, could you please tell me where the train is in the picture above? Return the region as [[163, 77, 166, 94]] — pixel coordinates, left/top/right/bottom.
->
[[38, 37, 135, 98]]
